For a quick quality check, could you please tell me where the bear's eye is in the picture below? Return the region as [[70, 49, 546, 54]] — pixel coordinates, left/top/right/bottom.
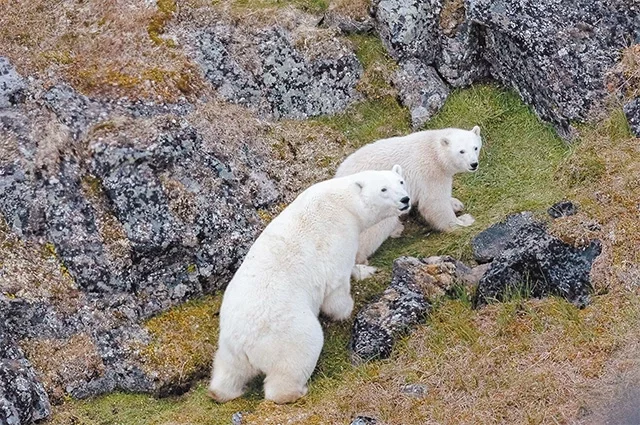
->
[[381, 188, 387, 192], [460, 150, 465, 154], [400, 181, 404, 185], [474, 147, 478, 151]]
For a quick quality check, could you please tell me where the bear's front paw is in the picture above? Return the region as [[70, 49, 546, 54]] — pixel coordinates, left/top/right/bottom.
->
[[351, 265, 378, 281], [456, 214, 475, 227], [390, 222, 404, 238], [451, 197, 464, 213]]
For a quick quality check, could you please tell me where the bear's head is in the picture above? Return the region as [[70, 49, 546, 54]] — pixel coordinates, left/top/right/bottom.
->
[[441, 126, 483, 174], [351, 164, 411, 227]]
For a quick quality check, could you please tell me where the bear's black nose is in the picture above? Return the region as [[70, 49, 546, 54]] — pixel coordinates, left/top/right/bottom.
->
[[470, 162, 478, 170], [401, 196, 410, 204]]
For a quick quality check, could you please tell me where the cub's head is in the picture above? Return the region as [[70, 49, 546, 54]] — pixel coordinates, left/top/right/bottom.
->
[[441, 125, 483, 174], [353, 164, 411, 225]]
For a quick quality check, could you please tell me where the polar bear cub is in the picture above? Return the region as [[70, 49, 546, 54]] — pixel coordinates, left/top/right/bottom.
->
[[208, 165, 410, 404], [335, 126, 482, 265]]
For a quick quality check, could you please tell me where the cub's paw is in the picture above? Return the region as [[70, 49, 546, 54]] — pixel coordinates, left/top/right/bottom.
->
[[451, 197, 464, 213], [456, 214, 475, 227], [351, 265, 378, 281], [390, 223, 405, 238]]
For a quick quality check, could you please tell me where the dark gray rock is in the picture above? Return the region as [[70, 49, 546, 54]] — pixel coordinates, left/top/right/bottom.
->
[[0, 326, 51, 425], [196, 26, 362, 120], [475, 220, 602, 308], [469, 0, 639, 138], [372, 0, 640, 137], [471, 212, 534, 264], [623, 97, 640, 138], [0, 57, 26, 108], [350, 257, 432, 362], [393, 58, 449, 129], [548, 200, 578, 219], [42, 84, 102, 140]]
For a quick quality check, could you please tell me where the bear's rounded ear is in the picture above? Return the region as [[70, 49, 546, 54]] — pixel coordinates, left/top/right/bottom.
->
[[392, 164, 403, 177], [472, 125, 481, 136], [441, 138, 450, 146]]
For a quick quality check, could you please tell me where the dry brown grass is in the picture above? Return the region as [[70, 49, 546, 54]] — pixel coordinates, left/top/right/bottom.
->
[[0, 0, 201, 100], [608, 44, 640, 99], [327, 0, 370, 21]]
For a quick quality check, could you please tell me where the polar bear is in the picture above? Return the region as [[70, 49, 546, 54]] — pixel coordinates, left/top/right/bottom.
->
[[335, 126, 482, 265], [208, 166, 410, 404]]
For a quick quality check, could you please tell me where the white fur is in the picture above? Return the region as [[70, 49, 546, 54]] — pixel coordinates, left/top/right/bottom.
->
[[208, 167, 410, 404], [335, 126, 482, 264]]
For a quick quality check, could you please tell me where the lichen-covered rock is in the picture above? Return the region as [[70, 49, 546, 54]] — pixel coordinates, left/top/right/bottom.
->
[[0, 57, 25, 108], [475, 219, 602, 308], [623, 97, 640, 138], [469, 0, 638, 138], [195, 25, 362, 120], [471, 212, 535, 264], [351, 416, 379, 425], [372, 0, 639, 137], [350, 256, 483, 362], [393, 58, 450, 129], [0, 325, 51, 425]]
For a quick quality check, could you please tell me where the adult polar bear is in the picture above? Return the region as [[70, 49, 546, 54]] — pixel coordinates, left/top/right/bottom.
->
[[336, 126, 482, 265], [208, 166, 410, 404]]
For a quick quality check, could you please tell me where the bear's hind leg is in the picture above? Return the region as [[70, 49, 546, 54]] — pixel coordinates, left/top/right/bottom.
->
[[260, 315, 323, 404], [208, 343, 257, 403]]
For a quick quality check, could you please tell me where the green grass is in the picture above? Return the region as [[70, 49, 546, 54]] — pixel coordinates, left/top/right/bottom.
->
[[52, 84, 577, 424], [228, 0, 329, 14], [372, 85, 570, 265]]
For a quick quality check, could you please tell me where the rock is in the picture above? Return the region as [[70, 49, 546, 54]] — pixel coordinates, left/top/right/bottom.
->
[[468, 0, 638, 138], [351, 256, 476, 362], [548, 200, 578, 219], [195, 25, 362, 120], [475, 220, 602, 308], [393, 58, 450, 129], [351, 416, 378, 425], [0, 57, 25, 108], [372, 0, 639, 138], [399, 383, 428, 398], [623, 97, 640, 138], [231, 411, 244, 425], [0, 326, 51, 424], [471, 212, 535, 264]]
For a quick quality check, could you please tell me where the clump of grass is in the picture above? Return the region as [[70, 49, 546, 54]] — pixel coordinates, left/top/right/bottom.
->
[[148, 0, 177, 46], [229, 0, 329, 15]]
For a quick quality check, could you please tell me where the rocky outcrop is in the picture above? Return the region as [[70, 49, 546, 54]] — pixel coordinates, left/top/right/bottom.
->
[[393, 58, 450, 129], [195, 25, 362, 120], [350, 256, 483, 362], [471, 212, 535, 264], [372, 0, 639, 138], [474, 214, 602, 308], [548, 200, 578, 219], [0, 326, 51, 425], [0, 57, 25, 108]]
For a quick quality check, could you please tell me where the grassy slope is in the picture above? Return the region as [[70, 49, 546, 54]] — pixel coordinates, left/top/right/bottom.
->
[[49, 26, 640, 425]]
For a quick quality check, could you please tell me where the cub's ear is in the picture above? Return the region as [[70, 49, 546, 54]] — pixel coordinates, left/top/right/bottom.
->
[[471, 125, 481, 136], [441, 138, 449, 146], [391, 164, 403, 177]]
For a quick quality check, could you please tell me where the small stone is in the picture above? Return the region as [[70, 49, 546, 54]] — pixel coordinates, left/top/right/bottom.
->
[[351, 416, 378, 425], [548, 200, 578, 218], [400, 383, 428, 398], [231, 411, 244, 425]]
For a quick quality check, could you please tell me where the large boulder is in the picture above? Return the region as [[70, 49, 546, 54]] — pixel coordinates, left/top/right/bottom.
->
[[195, 24, 362, 120], [474, 215, 602, 308], [372, 0, 640, 137], [0, 57, 25, 108]]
